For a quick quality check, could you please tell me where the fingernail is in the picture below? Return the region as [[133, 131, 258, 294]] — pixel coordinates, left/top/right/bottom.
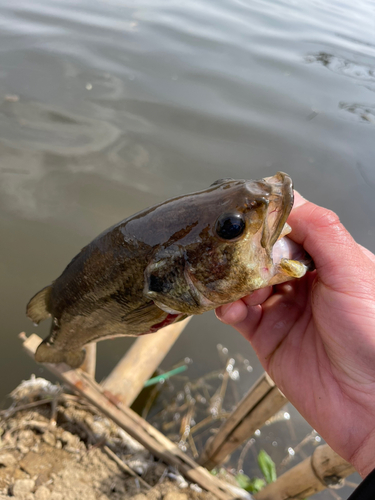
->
[[293, 190, 308, 208], [215, 303, 232, 319]]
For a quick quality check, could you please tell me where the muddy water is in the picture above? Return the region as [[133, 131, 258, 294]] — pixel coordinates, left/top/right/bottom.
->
[[0, 0, 374, 494]]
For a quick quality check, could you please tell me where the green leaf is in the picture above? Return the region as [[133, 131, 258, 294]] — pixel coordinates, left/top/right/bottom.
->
[[250, 478, 267, 492], [235, 473, 251, 490], [235, 473, 266, 493], [258, 449, 277, 484]]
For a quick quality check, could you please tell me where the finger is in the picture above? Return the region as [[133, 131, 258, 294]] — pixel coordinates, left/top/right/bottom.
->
[[217, 302, 264, 342], [288, 190, 373, 291], [215, 287, 273, 324], [294, 192, 375, 264], [248, 280, 310, 363], [216, 300, 249, 325], [225, 274, 311, 366], [359, 244, 375, 265], [242, 287, 273, 306], [293, 190, 307, 208]]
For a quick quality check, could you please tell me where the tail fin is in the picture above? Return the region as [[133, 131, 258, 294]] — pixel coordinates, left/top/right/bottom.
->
[[35, 341, 86, 369], [26, 285, 52, 324]]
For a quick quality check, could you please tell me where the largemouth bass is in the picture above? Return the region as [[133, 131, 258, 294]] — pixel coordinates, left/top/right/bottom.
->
[[27, 172, 312, 368]]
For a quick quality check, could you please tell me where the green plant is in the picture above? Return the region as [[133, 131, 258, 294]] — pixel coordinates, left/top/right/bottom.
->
[[235, 473, 266, 493], [258, 449, 277, 484]]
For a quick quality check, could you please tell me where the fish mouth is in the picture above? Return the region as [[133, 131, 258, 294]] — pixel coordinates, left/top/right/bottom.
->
[[259, 172, 294, 253]]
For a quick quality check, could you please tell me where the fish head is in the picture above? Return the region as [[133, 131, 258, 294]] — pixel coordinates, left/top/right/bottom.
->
[[145, 172, 308, 314]]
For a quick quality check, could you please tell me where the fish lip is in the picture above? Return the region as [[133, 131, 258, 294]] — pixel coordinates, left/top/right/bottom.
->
[[261, 172, 294, 251]]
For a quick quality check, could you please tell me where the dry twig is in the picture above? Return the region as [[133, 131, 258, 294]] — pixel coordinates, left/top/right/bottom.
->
[[102, 445, 151, 490]]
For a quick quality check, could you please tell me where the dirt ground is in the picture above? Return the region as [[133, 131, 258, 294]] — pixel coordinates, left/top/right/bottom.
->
[[0, 378, 222, 500]]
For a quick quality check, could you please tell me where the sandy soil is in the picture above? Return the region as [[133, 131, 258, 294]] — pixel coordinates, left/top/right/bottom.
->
[[0, 379, 219, 500]]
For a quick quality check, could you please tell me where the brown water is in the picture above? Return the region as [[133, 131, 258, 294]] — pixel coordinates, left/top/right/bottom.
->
[[0, 0, 374, 494]]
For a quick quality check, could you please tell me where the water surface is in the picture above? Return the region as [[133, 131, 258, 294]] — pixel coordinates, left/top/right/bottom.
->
[[1, 0, 374, 494]]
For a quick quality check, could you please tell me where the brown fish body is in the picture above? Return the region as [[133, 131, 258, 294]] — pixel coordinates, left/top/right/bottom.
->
[[27, 172, 311, 367]]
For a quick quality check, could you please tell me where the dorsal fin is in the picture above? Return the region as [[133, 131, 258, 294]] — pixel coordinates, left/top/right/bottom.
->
[[210, 178, 234, 186]]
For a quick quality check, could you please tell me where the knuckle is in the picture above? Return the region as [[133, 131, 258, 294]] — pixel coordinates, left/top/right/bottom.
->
[[315, 207, 341, 229]]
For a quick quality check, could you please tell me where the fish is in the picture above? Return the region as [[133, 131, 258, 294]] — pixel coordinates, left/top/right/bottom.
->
[[26, 172, 313, 368]]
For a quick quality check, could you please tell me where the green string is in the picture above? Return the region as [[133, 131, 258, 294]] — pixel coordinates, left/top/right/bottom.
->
[[144, 365, 188, 387]]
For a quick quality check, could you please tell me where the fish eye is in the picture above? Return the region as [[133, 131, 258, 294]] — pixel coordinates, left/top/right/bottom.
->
[[216, 213, 246, 240]]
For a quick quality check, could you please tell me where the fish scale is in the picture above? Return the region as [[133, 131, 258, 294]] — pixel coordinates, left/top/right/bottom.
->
[[27, 172, 312, 368]]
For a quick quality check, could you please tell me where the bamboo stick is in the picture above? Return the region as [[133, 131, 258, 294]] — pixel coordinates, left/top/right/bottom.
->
[[254, 443, 355, 500], [21, 333, 237, 500], [80, 343, 97, 378], [102, 317, 191, 407], [199, 372, 288, 470]]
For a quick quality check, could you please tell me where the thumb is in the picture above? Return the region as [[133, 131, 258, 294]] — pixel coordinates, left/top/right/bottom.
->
[[287, 192, 375, 292]]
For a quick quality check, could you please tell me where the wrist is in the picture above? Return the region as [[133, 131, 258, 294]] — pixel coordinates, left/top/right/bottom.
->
[[349, 427, 375, 479]]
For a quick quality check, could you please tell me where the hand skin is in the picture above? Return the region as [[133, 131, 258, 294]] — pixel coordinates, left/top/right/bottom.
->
[[216, 192, 375, 478]]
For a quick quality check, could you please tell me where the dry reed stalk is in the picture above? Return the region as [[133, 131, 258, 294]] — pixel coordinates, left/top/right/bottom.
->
[[80, 343, 97, 378], [199, 372, 287, 470], [254, 443, 355, 500], [21, 332, 238, 500], [102, 318, 191, 407]]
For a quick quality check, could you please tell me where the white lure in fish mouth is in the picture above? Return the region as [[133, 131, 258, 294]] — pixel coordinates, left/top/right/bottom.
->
[[272, 233, 314, 271], [273, 236, 304, 264]]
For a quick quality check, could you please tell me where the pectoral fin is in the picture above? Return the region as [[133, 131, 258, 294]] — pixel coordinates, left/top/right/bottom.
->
[[144, 247, 202, 314]]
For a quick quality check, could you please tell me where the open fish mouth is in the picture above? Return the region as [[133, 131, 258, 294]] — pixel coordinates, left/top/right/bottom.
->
[[259, 172, 294, 253], [262, 172, 315, 271], [272, 236, 314, 270]]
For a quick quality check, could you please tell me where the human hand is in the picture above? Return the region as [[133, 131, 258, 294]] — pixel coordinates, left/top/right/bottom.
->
[[216, 192, 375, 478]]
